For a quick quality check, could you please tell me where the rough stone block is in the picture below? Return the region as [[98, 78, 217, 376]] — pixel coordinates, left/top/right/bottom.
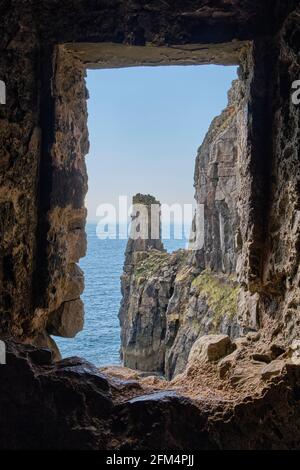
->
[[188, 334, 235, 365], [47, 299, 84, 338]]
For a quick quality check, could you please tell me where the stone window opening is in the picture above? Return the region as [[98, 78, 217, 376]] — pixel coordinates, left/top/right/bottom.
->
[[42, 43, 246, 381]]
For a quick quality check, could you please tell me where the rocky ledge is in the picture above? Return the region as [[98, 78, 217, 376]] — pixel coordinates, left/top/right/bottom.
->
[[2, 336, 300, 450]]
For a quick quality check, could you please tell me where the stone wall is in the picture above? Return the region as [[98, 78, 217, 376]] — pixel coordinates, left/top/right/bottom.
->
[[1, 38, 89, 355], [259, 9, 300, 343], [236, 9, 300, 340], [0, 0, 300, 449], [0, 7, 90, 353], [0, 1, 41, 341], [39, 46, 89, 356]]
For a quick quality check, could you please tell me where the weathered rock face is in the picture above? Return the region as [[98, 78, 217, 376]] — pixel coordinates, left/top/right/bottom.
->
[[119, 79, 244, 378], [0, 340, 113, 450], [165, 267, 242, 378], [0, 0, 300, 451], [120, 247, 189, 374], [194, 79, 241, 273], [120, 246, 242, 378]]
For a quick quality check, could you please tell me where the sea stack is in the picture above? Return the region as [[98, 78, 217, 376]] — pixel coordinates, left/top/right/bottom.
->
[[123, 193, 165, 274], [119, 194, 168, 372]]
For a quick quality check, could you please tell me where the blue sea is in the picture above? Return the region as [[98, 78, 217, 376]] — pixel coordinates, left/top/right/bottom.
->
[[56, 223, 188, 366]]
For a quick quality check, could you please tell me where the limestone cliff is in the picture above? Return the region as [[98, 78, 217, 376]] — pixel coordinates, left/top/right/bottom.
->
[[119, 79, 244, 378], [1, 0, 300, 451], [193, 79, 241, 273]]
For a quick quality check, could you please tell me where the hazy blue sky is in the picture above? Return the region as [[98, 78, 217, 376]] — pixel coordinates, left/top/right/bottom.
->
[[85, 65, 238, 222]]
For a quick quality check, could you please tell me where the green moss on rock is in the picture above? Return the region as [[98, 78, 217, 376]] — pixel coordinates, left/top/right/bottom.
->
[[134, 250, 170, 279], [192, 269, 239, 327], [134, 249, 188, 280]]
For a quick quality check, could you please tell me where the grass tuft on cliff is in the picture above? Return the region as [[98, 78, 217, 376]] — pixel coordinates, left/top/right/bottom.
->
[[192, 269, 239, 327], [134, 249, 188, 280]]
